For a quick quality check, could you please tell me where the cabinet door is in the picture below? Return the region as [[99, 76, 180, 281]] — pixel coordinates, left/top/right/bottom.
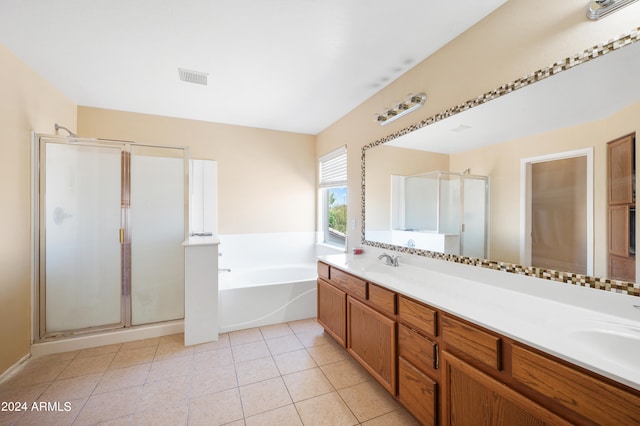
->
[[444, 354, 572, 426], [512, 344, 640, 426], [608, 135, 634, 205], [317, 279, 346, 347], [347, 296, 396, 394]]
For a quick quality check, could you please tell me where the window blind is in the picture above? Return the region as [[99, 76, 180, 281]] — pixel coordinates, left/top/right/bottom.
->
[[319, 146, 347, 188]]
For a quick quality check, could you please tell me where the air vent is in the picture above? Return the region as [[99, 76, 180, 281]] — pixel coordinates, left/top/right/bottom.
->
[[178, 67, 209, 85]]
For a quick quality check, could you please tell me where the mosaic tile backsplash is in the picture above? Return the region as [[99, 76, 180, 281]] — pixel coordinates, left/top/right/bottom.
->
[[361, 27, 640, 298]]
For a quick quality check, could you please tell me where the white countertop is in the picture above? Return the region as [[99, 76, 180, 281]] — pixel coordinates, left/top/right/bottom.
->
[[318, 253, 640, 391]]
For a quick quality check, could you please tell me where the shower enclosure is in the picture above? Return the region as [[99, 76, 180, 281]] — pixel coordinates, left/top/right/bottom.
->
[[34, 135, 188, 340], [391, 171, 489, 258]]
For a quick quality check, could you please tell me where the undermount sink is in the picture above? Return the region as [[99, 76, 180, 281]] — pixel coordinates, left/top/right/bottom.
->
[[565, 320, 640, 370]]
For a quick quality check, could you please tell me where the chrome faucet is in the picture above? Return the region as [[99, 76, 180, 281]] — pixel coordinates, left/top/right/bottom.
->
[[378, 253, 400, 267]]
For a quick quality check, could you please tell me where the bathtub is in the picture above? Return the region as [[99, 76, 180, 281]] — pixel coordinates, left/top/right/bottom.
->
[[218, 264, 318, 332]]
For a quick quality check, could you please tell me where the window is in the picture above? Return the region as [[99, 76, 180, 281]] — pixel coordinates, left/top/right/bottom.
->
[[319, 147, 347, 248]]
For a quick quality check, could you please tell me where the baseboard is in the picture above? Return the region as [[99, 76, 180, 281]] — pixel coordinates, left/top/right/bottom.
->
[[31, 320, 184, 357], [0, 353, 32, 385]]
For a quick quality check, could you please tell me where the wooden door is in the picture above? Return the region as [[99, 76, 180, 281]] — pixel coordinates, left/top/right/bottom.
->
[[531, 155, 587, 274]]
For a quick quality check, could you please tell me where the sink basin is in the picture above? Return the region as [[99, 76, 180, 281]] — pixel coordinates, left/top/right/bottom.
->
[[565, 321, 640, 370]]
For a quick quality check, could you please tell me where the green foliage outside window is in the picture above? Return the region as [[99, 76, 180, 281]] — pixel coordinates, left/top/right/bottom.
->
[[328, 191, 347, 234]]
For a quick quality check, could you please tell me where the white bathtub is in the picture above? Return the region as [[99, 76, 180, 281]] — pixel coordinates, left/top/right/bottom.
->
[[218, 264, 318, 332]]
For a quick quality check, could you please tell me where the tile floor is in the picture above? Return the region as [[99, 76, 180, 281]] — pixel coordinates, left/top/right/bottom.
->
[[0, 319, 419, 425]]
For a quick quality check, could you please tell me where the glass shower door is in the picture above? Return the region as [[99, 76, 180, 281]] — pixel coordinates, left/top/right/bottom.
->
[[461, 175, 489, 259], [130, 145, 186, 325], [42, 140, 124, 335]]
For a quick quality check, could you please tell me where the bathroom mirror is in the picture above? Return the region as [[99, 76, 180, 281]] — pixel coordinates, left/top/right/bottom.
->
[[363, 33, 640, 284]]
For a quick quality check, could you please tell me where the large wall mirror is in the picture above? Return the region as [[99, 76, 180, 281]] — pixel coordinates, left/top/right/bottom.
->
[[363, 30, 640, 291]]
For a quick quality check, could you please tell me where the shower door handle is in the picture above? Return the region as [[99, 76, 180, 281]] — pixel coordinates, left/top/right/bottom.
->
[[119, 228, 124, 243]]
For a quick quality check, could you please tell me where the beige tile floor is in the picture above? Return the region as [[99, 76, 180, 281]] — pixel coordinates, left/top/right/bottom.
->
[[0, 319, 420, 426]]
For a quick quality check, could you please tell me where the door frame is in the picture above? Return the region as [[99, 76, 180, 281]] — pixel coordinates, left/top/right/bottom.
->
[[519, 148, 593, 275]]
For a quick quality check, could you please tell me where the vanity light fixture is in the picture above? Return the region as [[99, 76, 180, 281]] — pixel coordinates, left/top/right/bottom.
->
[[376, 92, 427, 126], [587, 0, 639, 20]]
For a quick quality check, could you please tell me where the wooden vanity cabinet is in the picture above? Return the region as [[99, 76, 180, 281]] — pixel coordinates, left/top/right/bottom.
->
[[317, 263, 396, 394], [316, 262, 640, 425]]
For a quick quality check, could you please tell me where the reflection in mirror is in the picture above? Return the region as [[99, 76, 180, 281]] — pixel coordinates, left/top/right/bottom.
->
[[382, 171, 488, 258], [363, 31, 640, 286]]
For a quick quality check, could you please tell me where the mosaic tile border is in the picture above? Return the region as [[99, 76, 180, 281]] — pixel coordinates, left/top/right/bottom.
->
[[361, 27, 640, 297]]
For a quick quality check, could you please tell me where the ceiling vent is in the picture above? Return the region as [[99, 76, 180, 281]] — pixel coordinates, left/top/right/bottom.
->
[[178, 67, 209, 85]]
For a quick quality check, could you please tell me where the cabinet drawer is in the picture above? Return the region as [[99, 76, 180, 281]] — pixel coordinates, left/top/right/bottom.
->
[[512, 344, 640, 426], [331, 268, 367, 300], [397, 295, 438, 337], [317, 262, 330, 280], [367, 283, 395, 315], [442, 315, 501, 371], [398, 357, 437, 426], [398, 323, 437, 372]]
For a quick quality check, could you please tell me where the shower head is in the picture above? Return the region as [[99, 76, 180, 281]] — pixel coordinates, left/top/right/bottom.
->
[[54, 123, 77, 137]]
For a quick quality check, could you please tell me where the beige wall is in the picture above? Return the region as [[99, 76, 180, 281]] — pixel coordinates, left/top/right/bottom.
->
[[0, 44, 77, 374], [365, 145, 449, 231], [317, 0, 640, 254], [78, 107, 316, 234]]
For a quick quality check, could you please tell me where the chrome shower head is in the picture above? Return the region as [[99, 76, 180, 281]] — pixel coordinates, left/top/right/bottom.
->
[[54, 123, 77, 137]]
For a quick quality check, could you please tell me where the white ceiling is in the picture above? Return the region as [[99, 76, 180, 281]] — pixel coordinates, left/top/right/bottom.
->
[[0, 0, 506, 135]]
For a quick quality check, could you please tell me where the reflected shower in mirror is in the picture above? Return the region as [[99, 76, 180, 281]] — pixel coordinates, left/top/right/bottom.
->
[[363, 30, 640, 285]]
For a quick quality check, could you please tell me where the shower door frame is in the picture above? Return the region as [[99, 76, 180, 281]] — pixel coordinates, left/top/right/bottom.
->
[[32, 134, 190, 342]]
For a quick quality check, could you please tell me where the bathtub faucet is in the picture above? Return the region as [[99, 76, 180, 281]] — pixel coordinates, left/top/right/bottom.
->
[[378, 253, 400, 267], [219, 268, 231, 272]]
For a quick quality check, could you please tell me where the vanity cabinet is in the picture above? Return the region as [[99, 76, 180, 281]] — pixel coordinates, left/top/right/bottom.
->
[[317, 263, 396, 394], [316, 261, 640, 425]]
